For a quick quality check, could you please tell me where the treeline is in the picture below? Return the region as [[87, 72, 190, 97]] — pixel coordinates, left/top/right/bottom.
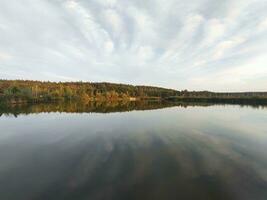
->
[[0, 80, 267, 104], [0, 80, 178, 104]]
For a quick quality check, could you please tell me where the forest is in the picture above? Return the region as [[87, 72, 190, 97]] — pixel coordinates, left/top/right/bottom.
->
[[0, 80, 267, 104]]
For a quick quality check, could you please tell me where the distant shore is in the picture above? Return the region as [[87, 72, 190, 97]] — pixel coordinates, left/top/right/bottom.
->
[[1, 80, 267, 105]]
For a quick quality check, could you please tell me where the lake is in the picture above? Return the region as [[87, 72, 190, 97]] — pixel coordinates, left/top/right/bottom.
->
[[0, 102, 267, 200]]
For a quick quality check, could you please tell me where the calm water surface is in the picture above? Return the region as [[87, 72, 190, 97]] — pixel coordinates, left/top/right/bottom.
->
[[0, 102, 267, 200]]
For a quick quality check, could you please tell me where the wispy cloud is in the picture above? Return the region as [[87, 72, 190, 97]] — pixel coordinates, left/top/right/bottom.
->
[[0, 51, 12, 61], [0, 0, 266, 91]]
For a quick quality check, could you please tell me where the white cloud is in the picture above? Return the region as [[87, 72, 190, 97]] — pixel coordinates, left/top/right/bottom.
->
[[65, 0, 78, 9], [105, 40, 114, 53], [185, 14, 205, 32], [98, 0, 117, 7], [103, 9, 123, 35], [0, 52, 12, 61], [213, 36, 246, 60], [258, 17, 267, 32], [0, 0, 266, 91], [137, 46, 154, 62], [204, 18, 225, 45]]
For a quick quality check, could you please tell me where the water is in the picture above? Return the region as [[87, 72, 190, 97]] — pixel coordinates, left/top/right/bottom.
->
[[0, 102, 267, 200]]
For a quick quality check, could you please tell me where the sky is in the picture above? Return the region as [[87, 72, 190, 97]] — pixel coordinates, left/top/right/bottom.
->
[[0, 0, 267, 92]]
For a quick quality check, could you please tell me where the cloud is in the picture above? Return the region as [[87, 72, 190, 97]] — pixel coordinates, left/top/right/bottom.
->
[[104, 40, 114, 53], [0, 51, 11, 61], [189, 53, 267, 92], [258, 17, 267, 32], [203, 18, 225, 45], [65, 0, 78, 9], [0, 0, 266, 91], [212, 36, 246, 60]]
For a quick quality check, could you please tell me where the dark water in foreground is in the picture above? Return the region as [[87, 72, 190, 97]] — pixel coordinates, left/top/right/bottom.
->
[[0, 102, 267, 200]]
